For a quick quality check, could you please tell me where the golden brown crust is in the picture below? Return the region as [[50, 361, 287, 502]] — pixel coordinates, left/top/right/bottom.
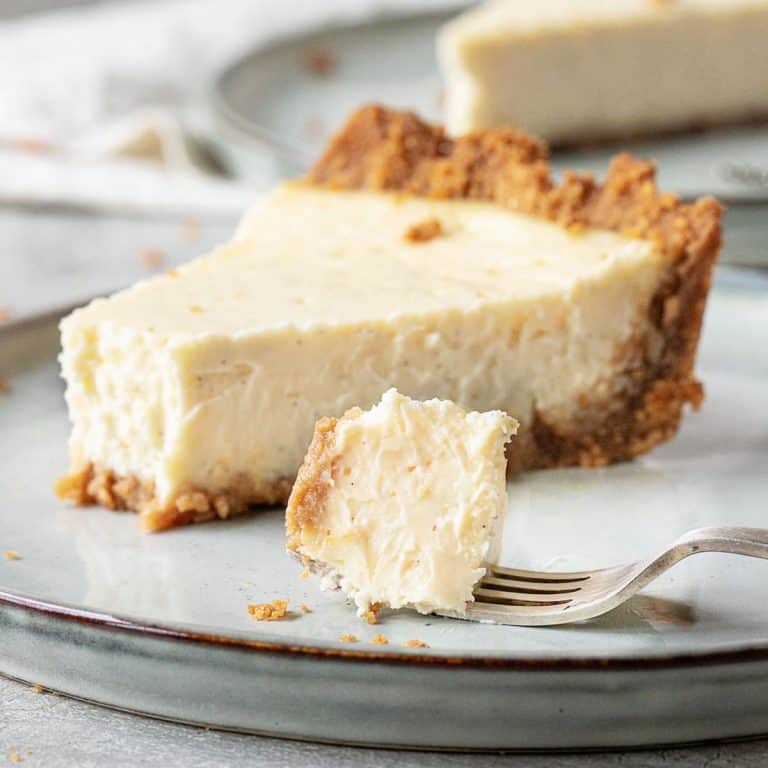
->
[[308, 104, 722, 471], [284, 416, 339, 551], [55, 464, 292, 533]]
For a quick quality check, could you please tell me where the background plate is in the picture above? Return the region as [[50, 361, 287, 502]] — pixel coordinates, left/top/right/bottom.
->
[[212, 8, 768, 269], [1, 268, 768, 749]]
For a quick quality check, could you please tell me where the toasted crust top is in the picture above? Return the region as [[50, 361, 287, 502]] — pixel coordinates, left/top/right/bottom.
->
[[308, 104, 723, 264]]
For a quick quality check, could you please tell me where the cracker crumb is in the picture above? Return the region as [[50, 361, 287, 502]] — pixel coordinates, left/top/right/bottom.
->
[[371, 634, 388, 645], [165, 268, 179, 278], [0, 378, 10, 395], [404, 217, 444, 244], [339, 633, 358, 643], [0, 307, 11, 322], [306, 49, 336, 77], [247, 599, 290, 622], [181, 217, 200, 242], [8, 751, 22, 764], [139, 249, 164, 271], [4, 550, 20, 561], [300, 603, 312, 614], [404, 639, 428, 649], [299, 566, 311, 580], [363, 601, 382, 625], [30, 684, 44, 694]]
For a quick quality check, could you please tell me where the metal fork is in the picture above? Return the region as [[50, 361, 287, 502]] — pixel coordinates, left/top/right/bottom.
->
[[440, 527, 768, 626]]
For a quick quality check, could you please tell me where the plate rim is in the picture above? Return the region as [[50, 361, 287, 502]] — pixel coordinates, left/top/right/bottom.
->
[[6, 582, 768, 673]]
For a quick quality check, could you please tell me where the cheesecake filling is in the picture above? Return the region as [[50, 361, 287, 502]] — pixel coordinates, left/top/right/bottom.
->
[[59, 184, 666, 528], [440, 0, 768, 142], [286, 389, 517, 615]]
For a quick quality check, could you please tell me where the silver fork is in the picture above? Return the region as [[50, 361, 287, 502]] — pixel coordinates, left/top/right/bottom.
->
[[440, 527, 768, 626]]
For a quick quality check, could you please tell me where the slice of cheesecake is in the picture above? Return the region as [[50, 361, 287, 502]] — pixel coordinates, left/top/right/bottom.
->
[[439, 0, 768, 144], [285, 389, 517, 616], [56, 105, 721, 531]]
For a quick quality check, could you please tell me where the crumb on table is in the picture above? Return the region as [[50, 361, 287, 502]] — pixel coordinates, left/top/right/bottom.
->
[[247, 599, 290, 621], [339, 633, 358, 643]]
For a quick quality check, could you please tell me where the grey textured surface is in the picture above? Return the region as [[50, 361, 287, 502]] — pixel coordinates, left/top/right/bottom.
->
[[3, 674, 768, 767]]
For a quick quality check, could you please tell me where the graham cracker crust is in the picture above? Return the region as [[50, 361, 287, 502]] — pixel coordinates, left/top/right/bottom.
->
[[55, 465, 292, 533], [309, 104, 722, 471], [286, 416, 339, 552]]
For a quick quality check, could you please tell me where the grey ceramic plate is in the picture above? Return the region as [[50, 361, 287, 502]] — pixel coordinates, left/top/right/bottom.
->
[[211, 7, 768, 269], [1, 267, 768, 750]]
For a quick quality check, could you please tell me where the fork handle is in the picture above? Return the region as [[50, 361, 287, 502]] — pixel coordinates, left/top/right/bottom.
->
[[672, 526, 768, 561]]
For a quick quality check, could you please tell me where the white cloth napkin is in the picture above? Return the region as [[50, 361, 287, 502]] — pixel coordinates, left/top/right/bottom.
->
[[0, 0, 457, 217]]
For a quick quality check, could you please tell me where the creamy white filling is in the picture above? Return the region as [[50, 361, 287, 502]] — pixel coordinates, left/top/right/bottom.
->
[[439, 0, 768, 141], [60, 184, 666, 506], [298, 389, 516, 615]]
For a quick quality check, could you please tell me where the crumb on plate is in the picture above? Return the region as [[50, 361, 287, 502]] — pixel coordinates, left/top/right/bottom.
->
[[404, 639, 428, 649], [306, 49, 336, 77], [181, 218, 200, 242], [362, 601, 382, 625], [300, 603, 312, 614], [247, 599, 290, 621], [4, 550, 20, 561], [371, 634, 388, 645], [139, 249, 164, 271], [339, 633, 358, 643]]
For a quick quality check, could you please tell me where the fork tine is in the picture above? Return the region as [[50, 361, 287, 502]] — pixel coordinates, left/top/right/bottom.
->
[[489, 564, 594, 583], [480, 576, 583, 595], [458, 600, 574, 625], [473, 587, 574, 607]]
